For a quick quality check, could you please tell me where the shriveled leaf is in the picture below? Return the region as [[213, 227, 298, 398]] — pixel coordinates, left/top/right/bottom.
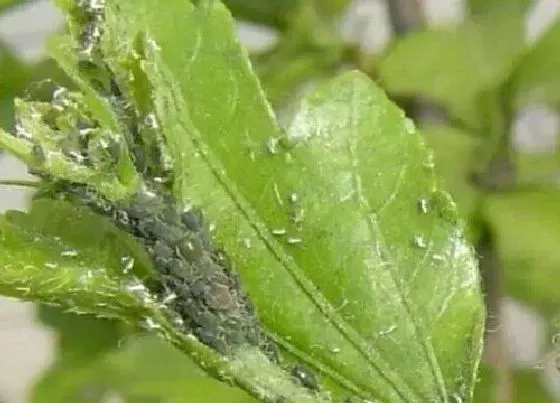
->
[[484, 189, 560, 317], [377, 12, 523, 131], [509, 17, 560, 107], [98, 1, 485, 400]]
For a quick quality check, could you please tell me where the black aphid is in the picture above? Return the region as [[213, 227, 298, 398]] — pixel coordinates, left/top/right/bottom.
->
[[291, 365, 319, 391]]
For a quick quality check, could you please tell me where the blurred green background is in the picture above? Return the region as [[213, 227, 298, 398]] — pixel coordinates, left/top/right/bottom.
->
[[1, 0, 560, 402]]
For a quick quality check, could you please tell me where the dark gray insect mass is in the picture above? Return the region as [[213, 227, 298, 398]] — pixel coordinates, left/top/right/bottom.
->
[[23, 0, 328, 393]]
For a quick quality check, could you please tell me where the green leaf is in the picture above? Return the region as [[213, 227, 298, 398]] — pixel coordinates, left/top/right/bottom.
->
[[419, 124, 480, 223], [509, 17, 560, 107], [99, 1, 485, 400], [0, 43, 31, 129], [32, 307, 124, 403], [0, 195, 319, 402], [516, 150, 560, 186], [218, 0, 350, 31], [99, 335, 257, 403], [217, 0, 297, 30], [473, 365, 553, 402], [34, 309, 256, 403], [377, 12, 524, 132], [468, 0, 533, 17], [484, 189, 560, 317], [0, 0, 32, 15]]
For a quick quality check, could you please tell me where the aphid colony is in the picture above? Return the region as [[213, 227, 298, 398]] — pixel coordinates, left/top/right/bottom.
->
[[7, 0, 385, 399]]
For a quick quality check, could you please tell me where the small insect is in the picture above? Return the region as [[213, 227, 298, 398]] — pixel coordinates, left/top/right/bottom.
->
[[291, 365, 319, 391]]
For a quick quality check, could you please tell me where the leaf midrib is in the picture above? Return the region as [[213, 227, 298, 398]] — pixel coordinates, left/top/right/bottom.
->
[[151, 54, 421, 400]]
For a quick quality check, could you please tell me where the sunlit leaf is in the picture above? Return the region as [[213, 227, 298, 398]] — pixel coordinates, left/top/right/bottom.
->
[[97, 1, 485, 401]]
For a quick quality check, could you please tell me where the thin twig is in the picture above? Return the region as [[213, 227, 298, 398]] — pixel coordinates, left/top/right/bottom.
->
[[0, 179, 39, 188]]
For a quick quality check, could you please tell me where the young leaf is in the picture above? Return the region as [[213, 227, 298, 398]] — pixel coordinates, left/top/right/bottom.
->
[[484, 189, 560, 318], [376, 12, 523, 132], [97, 1, 485, 400], [508, 17, 560, 107]]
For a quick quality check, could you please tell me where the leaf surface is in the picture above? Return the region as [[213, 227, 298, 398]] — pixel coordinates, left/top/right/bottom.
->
[[98, 1, 485, 400]]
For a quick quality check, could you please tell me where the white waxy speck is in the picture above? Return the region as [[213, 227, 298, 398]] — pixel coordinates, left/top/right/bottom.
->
[[288, 192, 298, 203], [418, 198, 429, 214], [52, 87, 67, 100], [146, 37, 161, 51], [88, 0, 105, 11], [145, 113, 159, 129], [413, 235, 427, 249], [153, 177, 164, 183], [44, 262, 58, 269], [162, 292, 177, 304], [273, 183, 283, 206], [423, 153, 435, 170], [272, 228, 286, 236], [432, 254, 445, 262], [287, 237, 302, 245], [126, 282, 146, 293], [120, 256, 134, 274], [242, 238, 252, 249], [15, 124, 33, 141], [379, 324, 397, 336], [143, 317, 161, 330], [61, 249, 79, 258], [404, 118, 415, 134], [266, 137, 279, 155]]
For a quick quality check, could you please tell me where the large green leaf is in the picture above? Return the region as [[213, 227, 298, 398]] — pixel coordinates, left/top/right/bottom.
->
[[509, 17, 560, 107], [377, 12, 523, 132], [484, 189, 560, 318], [98, 1, 485, 401]]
